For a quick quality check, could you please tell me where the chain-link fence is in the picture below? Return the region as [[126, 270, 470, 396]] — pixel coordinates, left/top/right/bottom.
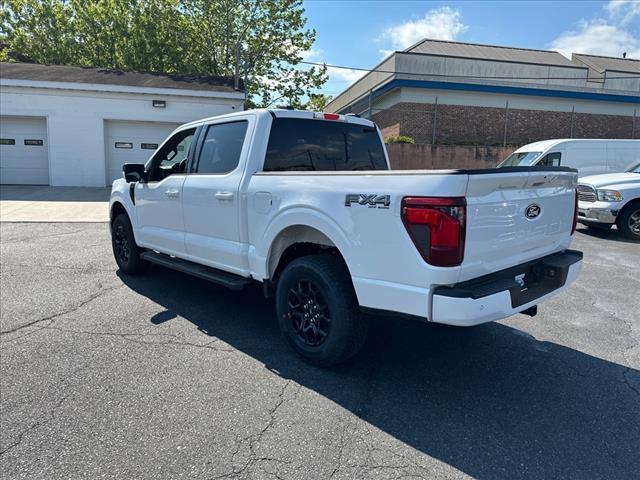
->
[[367, 102, 638, 148]]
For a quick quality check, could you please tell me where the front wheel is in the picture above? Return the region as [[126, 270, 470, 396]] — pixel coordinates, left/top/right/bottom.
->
[[111, 213, 148, 274], [275, 255, 368, 367], [616, 203, 640, 241]]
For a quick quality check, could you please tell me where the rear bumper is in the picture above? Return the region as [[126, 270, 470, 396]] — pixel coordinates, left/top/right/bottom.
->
[[431, 250, 583, 327]]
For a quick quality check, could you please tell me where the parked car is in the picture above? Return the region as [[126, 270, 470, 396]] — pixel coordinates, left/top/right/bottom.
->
[[577, 163, 640, 240], [110, 109, 582, 366], [498, 139, 640, 176]]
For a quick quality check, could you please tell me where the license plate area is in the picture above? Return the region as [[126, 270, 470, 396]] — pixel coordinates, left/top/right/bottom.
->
[[432, 250, 583, 308]]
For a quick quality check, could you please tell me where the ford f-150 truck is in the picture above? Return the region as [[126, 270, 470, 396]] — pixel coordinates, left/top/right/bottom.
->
[[110, 109, 583, 366]]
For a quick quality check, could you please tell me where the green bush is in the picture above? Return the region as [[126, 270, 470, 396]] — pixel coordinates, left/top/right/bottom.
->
[[384, 135, 415, 144]]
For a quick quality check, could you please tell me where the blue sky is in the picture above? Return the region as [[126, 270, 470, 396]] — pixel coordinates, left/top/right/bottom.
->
[[301, 0, 640, 96]]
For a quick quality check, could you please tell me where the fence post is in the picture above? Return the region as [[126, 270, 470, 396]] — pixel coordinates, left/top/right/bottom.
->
[[633, 109, 637, 139], [502, 100, 509, 147], [570, 105, 575, 138], [431, 96, 438, 146], [368, 89, 373, 119]]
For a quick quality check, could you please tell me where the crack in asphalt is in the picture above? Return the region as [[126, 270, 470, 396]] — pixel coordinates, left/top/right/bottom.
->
[[0, 227, 95, 244], [0, 283, 123, 338], [0, 394, 69, 456], [40, 325, 235, 353], [212, 380, 299, 479], [1, 262, 114, 273]]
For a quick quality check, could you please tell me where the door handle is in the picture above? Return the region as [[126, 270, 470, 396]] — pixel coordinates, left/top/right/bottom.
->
[[164, 189, 180, 198], [215, 191, 234, 201]]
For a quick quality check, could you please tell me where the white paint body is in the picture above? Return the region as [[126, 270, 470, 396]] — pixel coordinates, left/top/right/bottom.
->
[[0, 80, 244, 186], [110, 109, 582, 325]]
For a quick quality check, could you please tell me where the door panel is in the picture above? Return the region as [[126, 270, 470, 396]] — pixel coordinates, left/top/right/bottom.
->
[[133, 127, 197, 255], [135, 175, 187, 254], [182, 120, 250, 275]]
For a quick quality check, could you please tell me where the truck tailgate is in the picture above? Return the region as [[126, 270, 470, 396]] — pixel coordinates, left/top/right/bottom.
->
[[461, 169, 577, 281]]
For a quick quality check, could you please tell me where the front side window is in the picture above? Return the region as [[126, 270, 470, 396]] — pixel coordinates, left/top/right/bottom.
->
[[263, 118, 388, 171], [499, 151, 543, 167], [195, 121, 248, 174], [147, 128, 195, 181]]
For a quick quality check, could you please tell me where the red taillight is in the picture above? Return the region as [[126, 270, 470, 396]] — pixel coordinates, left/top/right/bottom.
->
[[571, 188, 578, 235], [401, 196, 466, 267], [323, 113, 340, 120]]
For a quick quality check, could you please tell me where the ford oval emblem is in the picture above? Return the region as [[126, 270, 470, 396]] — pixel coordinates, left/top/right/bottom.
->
[[525, 204, 541, 219]]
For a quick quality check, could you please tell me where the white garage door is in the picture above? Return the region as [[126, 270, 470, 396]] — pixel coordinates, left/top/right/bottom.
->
[[0, 116, 49, 185], [105, 120, 180, 184]]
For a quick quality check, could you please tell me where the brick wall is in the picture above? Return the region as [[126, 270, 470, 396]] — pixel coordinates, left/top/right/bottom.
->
[[385, 143, 516, 170], [372, 102, 637, 146]]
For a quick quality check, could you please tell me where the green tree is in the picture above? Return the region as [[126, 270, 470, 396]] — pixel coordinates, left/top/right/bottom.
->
[[302, 93, 332, 111], [0, 0, 327, 107]]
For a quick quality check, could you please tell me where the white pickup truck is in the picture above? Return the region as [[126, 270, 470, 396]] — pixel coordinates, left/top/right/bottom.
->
[[110, 109, 582, 366]]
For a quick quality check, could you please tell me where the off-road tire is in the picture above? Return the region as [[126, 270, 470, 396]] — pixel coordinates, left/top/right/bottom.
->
[[111, 213, 148, 274], [276, 254, 368, 367]]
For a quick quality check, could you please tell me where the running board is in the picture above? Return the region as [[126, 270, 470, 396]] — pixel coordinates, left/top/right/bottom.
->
[[140, 251, 252, 290]]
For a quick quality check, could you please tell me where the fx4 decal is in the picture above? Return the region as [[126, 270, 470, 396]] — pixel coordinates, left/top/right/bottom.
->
[[345, 194, 391, 209]]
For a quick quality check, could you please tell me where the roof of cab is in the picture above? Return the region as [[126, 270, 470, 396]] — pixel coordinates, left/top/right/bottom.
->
[[178, 108, 376, 130]]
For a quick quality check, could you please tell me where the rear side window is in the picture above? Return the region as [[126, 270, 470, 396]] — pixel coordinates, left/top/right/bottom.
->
[[263, 118, 387, 171], [196, 121, 248, 174]]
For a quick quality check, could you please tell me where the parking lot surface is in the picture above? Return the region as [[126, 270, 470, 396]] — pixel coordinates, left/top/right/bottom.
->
[[1, 222, 638, 479]]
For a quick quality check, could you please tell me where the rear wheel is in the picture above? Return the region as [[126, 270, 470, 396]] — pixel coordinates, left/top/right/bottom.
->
[[111, 213, 148, 274], [616, 202, 640, 241], [275, 255, 368, 367]]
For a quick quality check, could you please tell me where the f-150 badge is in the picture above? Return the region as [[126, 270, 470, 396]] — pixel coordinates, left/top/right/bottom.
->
[[345, 194, 390, 209]]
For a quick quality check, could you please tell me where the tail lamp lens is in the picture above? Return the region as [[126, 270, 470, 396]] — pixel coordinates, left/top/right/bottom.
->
[[401, 197, 466, 267], [571, 188, 578, 235]]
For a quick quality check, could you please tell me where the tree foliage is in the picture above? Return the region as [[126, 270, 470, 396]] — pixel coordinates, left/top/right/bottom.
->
[[302, 93, 332, 111], [0, 0, 327, 107]]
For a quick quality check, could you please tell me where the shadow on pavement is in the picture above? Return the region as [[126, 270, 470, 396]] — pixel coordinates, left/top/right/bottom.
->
[[575, 224, 638, 244], [119, 268, 640, 480], [0, 185, 110, 202]]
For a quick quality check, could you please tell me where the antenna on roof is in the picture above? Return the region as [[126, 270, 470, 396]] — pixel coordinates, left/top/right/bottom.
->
[[623, 52, 627, 59]]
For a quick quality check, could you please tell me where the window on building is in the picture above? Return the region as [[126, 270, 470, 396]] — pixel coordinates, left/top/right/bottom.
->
[[115, 142, 133, 149], [263, 118, 388, 171], [0, 139, 15, 145], [24, 139, 44, 146], [195, 121, 248, 174]]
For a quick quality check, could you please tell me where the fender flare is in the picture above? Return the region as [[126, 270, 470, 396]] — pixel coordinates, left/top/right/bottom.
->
[[250, 207, 355, 281]]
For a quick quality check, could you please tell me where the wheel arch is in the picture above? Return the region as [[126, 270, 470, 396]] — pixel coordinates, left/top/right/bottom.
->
[[110, 200, 128, 225], [267, 224, 351, 281]]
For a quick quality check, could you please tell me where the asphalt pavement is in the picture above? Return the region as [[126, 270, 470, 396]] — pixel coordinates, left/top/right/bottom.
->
[[1, 222, 638, 479]]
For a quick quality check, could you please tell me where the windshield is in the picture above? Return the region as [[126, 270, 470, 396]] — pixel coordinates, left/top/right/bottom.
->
[[499, 151, 543, 167], [628, 163, 640, 173]]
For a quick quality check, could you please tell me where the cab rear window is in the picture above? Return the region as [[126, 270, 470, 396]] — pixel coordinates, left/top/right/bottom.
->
[[263, 118, 388, 171]]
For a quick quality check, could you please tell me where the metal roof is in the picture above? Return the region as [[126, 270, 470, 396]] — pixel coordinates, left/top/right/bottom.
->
[[0, 62, 241, 92], [572, 53, 640, 74], [406, 39, 580, 68]]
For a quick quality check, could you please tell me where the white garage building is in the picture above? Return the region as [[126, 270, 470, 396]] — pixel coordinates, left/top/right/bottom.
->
[[0, 62, 244, 186]]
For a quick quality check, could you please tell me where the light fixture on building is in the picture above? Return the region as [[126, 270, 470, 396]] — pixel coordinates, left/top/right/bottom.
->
[[152, 99, 166, 108]]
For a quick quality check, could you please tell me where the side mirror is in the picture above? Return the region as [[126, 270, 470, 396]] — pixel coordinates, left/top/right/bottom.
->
[[123, 163, 146, 183]]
